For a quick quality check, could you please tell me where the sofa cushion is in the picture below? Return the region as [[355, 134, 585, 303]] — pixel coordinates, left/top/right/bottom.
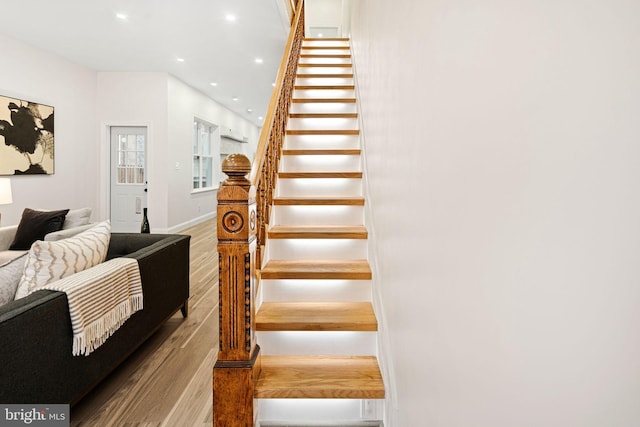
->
[[0, 253, 28, 306], [9, 208, 69, 250], [15, 221, 111, 299], [45, 223, 95, 242], [62, 207, 92, 229]]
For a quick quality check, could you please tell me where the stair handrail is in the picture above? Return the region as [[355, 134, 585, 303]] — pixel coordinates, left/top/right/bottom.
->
[[250, 0, 304, 264], [213, 3, 304, 425]]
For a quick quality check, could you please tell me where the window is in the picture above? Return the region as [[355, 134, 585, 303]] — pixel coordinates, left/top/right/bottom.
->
[[117, 133, 145, 184], [193, 119, 217, 190]]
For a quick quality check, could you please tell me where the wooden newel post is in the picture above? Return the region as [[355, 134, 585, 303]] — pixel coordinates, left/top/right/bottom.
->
[[213, 154, 260, 427]]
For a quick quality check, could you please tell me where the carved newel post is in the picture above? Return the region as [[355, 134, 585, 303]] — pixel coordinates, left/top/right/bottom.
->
[[213, 154, 260, 426]]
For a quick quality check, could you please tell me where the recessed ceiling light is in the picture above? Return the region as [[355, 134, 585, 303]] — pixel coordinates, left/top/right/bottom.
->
[[272, 82, 276, 87], [225, 14, 236, 22], [116, 13, 127, 20], [255, 58, 263, 64], [232, 97, 239, 101], [177, 58, 185, 62], [210, 82, 218, 87], [247, 108, 253, 113], [258, 116, 264, 121], [318, 33, 324, 38]]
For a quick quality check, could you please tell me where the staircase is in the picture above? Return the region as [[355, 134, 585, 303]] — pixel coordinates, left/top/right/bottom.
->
[[254, 38, 385, 426]]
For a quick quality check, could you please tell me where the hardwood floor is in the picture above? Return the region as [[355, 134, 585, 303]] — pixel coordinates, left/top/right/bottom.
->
[[71, 218, 218, 426]]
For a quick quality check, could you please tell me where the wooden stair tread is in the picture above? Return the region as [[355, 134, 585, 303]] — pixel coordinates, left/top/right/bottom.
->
[[286, 129, 359, 135], [301, 46, 350, 50], [294, 85, 355, 90], [289, 113, 358, 118], [298, 63, 353, 68], [292, 98, 356, 103], [268, 225, 368, 239], [278, 171, 362, 179], [261, 259, 371, 279], [256, 302, 377, 331], [297, 73, 354, 78], [283, 149, 361, 155], [304, 38, 350, 41], [256, 356, 384, 399], [300, 54, 352, 58], [273, 197, 365, 206]]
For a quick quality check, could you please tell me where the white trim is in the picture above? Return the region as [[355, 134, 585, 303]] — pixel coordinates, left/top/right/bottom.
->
[[166, 211, 216, 234], [100, 121, 153, 224]]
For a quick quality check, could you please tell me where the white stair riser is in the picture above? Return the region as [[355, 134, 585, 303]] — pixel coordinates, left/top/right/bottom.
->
[[290, 103, 358, 115], [297, 66, 353, 75], [302, 41, 350, 47], [281, 154, 362, 172], [271, 205, 364, 226], [301, 49, 351, 56], [276, 178, 362, 198], [294, 89, 356, 99], [261, 279, 372, 302], [284, 134, 360, 149], [267, 238, 367, 260], [258, 399, 368, 424], [296, 77, 354, 86], [287, 118, 359, 131], [257, 331, 377, 356], [299, 57, 352, 65]]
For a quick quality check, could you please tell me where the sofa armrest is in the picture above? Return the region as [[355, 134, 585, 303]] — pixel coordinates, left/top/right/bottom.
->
[[0, 225, 17, 251]]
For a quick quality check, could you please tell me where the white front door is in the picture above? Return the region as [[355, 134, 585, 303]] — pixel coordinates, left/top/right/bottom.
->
[[110, 126, 148, 232]]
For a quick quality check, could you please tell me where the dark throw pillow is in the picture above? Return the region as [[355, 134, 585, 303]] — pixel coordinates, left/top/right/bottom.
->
[[9, 208, 70, 250]]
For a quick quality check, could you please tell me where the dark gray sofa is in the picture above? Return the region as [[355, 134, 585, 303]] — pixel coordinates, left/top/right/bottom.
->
[[0, 232, 190, 405]]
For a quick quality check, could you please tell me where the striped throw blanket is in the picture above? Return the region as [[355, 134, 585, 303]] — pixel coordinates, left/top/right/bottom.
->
[[37, 258, 143, 356]]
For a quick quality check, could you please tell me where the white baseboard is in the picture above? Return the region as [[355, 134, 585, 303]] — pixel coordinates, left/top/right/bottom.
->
[[164, 212, 217, 234]]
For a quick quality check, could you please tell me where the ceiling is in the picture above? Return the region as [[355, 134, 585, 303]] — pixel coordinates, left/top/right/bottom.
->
[[0, 0, 290, 127]]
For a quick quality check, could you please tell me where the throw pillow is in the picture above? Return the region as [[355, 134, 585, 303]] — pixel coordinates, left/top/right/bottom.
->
[[44, 223, 95, 242], [9, 208, 69, 250], [14, 220, 111, 299], [63, 207, 92, 229], [0, 253, 28, 306]]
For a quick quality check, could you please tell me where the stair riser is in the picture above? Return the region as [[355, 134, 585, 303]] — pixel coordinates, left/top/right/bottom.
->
[[299, 57, 352, 65], [261, 279, 372, 303], [296, 77, 355, 86], [296, 66, 352, 75], [271, 205, 364, 226], [267, 239, 368, 260], [281, 154, 361, 172], [258, 399, 372, 425], [302, 41, 350, 48], [287, 118, 359, 131], [257, 331, 377, 356], [294, 89, 356, 99], [284, 134, 360, 150], [276, 179, 362, 198]]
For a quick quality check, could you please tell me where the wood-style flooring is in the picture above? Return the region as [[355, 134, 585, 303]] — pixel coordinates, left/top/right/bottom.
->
[[71, 218, 218, 427]]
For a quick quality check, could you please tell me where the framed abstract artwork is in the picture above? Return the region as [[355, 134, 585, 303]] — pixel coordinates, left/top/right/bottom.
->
[[0, 95, 55, 175]]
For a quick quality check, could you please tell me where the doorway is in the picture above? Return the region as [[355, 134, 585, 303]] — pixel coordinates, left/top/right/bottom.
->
[[110, 126, 147, 232]]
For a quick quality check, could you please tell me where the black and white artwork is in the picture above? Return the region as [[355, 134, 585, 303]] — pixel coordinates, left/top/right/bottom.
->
[[0, 95, 54, 175]]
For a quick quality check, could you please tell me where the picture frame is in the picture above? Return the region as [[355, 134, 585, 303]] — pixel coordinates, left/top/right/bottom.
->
[[0, 95, 55, 175]]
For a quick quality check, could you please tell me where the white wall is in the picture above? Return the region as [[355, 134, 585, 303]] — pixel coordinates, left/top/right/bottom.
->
[[96, 72, 170, 232], [350, 1, 640, 426], [306, 0, 343, 35], [167, 76, 260, 231], [0, 35, 260, 233], [0, 34, 99, 225]]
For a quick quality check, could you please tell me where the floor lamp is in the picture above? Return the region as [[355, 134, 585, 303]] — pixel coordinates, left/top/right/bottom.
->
[[0, 178, 13, 226]]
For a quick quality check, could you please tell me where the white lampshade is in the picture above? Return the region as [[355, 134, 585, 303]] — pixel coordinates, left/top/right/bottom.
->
[[0, 178, 13, 205]]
